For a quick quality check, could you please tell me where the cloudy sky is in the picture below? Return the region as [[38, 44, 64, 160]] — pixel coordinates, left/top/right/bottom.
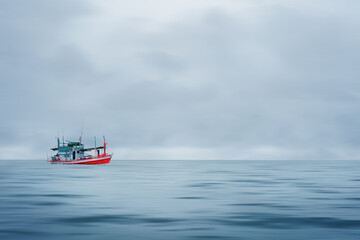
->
[[1, 0, 360, 160]]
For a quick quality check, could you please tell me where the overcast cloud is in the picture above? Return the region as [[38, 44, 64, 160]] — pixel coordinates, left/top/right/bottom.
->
[[1, 0, 360, 160]]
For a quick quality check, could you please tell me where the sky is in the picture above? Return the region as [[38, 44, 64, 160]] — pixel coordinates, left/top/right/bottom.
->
[[1, 0, 360, 160]]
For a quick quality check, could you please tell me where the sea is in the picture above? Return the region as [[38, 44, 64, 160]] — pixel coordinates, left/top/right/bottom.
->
[[1, 160, 360, 240]]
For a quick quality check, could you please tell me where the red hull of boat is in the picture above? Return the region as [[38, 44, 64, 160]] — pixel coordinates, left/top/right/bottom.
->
[[48, 154, 112, 165]]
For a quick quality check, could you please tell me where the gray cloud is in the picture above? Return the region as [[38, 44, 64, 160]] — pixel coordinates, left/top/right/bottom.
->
[[1, 0, 360, 159]]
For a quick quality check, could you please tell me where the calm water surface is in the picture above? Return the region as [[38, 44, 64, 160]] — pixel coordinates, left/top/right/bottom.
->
[[1, 160, 360, 239]]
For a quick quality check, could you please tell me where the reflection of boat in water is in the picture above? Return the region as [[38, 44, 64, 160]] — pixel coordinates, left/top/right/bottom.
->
[[47, 136, 112, 164]]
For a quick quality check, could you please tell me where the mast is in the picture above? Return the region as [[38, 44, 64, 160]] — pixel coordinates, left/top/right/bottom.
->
[[94, 136, 97, 156], [103, 136, 106, 154], [79, 123, 83, 144]]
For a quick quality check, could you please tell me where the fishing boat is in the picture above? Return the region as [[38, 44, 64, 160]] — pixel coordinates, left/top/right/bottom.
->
[[47, 136, 112, 164]]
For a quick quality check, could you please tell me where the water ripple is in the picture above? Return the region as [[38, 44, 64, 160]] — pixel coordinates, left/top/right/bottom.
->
[[55, 214, 183, 225], [214, 213, 360, 229]]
